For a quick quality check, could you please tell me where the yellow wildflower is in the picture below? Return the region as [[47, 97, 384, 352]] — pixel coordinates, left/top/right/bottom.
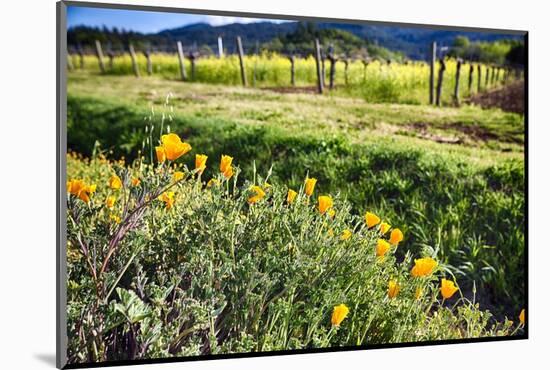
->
[[223, 166, 234, 180], [328, 208, 336, 219], [365, 212, 380, 228], [158, 191, 175, 210], [411, 257, 438, 277], [248, 185, 266, 204], [207, 178, 219, 188], [287, 189, 297, 204], [389, 228, 404, 245], [341, 229, 352, 240], [109, 213, 121, 224], [155, 146, 166, 163], [380, 222, 391, 234], [440, 278, 459, 299], [195, 154, 208, 174], [67, 179, 96, 203], [318, 195, 333, 215], [304, 177, 317, 197], [108, 175, 122, 190], [376, 239, 391, 257], [131, 177, 141, 187], [173, 171, 184, 182], [220, 155, 233, 174], [160, 133, 191, 161], [66, 179, 81, 194], [105, 195, 116, 209], [519, 309, 525, 325], [331, 304, 349, 327], [388, 280, 400, 298], [415, 287, 423, 300]]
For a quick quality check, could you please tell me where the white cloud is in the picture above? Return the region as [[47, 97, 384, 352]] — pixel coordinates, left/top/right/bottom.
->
[[204, 15, 288, 26]]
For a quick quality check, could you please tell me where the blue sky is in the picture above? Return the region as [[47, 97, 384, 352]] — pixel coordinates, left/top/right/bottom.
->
[[67, 6, 287, 34]]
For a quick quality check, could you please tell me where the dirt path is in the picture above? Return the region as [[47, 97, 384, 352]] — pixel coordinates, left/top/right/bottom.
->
[[467, 81, 525, 114], [263, 81, 526, 116], [260, 85, 319, 94]]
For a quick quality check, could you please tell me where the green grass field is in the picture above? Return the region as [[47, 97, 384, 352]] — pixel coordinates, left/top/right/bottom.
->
[[67, 71, 525, 321]]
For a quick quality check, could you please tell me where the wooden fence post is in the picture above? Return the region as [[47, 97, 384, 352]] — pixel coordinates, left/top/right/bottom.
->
[[217, 36, 224, 58], [477, 64, 482, 92], [453, 59, 462, 104], [429, 41, 437, 104], [189, 52, 197, 80], [176, 41, 187, 81], [78, 48, 84, 69], [491, 66, 496, 85], [128, 43, 140, 77], [94, 40, 106, 73], [328, 52, 337, 89], [71, 53, 78, 70], [321, 53, 326, 87], [236, 36, 247, 86], [485, 66, 490, 88], [288, 55, 296, 86], [67, 53, 74, 71], [435, 58, 446, 106], [252, 41, 259, 87], [314, 39, 324, 94], [107, 50, 115, 70], [362, 60, 369, 82], [344, 59, 350, 85], [468, 64, 474, 93], [143, 50, 153, 75]]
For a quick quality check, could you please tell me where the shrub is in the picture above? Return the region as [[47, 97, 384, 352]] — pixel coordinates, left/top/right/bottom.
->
[[65, 134, 522, 364]]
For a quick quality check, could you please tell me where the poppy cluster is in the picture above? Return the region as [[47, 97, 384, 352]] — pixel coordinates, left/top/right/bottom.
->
[[68, 132, 528, 332]]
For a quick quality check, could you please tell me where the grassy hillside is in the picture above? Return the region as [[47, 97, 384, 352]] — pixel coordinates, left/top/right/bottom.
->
[[67, 73, 525, 317], [67, 73, 523, 154]]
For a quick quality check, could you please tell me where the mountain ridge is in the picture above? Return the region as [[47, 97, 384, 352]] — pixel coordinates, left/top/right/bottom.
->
[[157, 21, 522, 59], [68, 20, 523, 60]]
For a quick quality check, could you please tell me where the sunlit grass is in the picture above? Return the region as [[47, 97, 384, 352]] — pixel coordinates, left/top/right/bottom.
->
[[70, 53, 515, 105]]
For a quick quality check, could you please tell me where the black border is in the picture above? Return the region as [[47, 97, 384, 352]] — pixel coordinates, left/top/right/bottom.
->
[[57, 1, 528, 369], [64, 336, 526, 369]]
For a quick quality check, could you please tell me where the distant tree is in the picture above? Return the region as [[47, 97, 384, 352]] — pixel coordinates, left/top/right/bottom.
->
[[268, 38, 284, 53], [453, 36, 470, 48], [506, 44, 525, 66], [449, 37, 523, 65], [264, 22, 402, 60]]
